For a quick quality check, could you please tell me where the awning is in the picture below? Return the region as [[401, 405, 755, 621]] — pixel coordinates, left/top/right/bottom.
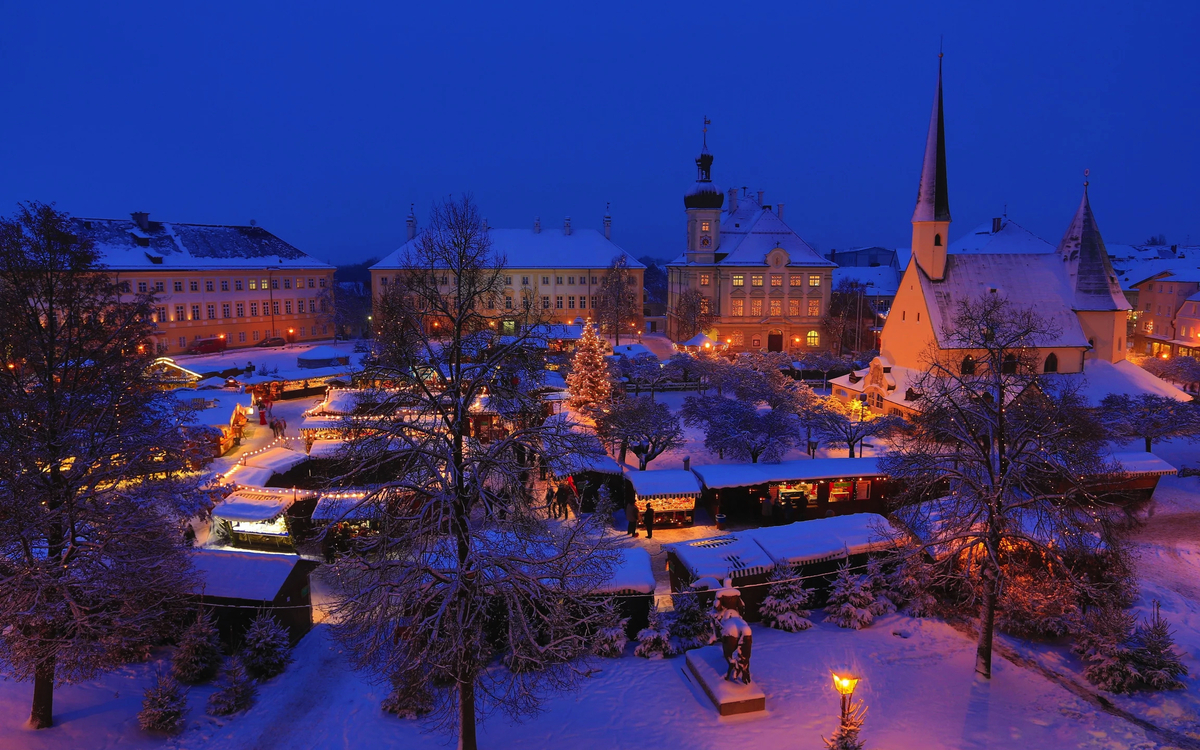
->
[[223, 464, 276, 487], [1110, 451, 1178, 477], [667, 534, 775, 580], [213, 489, 296, 522], [691, 458, 885, 490], [312, 492, 375, 521], [244, 446, 309, 474], [625, 469, 702, 499]]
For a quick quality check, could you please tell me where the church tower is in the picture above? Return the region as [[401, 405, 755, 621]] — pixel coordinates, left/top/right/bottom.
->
[[1057, 177, 1131, 363], [684, 118, 723, 265], [911, 55, 951, 281]]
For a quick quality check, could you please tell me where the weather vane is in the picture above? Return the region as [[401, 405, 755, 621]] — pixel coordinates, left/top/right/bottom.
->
[[703, 116, 711, 149]]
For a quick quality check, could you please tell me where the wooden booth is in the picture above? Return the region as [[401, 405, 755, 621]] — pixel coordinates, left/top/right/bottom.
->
[[211, 487, 318, 550], [691, 458, 890, 525], [665, 534, 776, 621], [746, 514, 901, 592], [191, 548, 317, 646], [624, 468, 702, 528], [593, 548, 656, 638], [1100, 451, 1178, 502]]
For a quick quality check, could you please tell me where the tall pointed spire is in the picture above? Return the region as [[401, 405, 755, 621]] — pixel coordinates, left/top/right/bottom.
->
[[1057, 172, 1129, 312], [913, 54, 951, 223]]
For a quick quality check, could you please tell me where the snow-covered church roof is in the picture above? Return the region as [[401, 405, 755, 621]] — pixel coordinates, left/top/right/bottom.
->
[[947, 218, 1054, 255], [371, 227, 644, 272], [1055, 188, 1131, 312], [712, 196, 834, 268]]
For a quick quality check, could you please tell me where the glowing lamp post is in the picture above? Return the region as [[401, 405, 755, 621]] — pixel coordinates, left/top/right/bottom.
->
[[829, 672, 865, 748]]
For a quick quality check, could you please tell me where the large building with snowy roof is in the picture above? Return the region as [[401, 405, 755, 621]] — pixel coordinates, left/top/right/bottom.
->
[[75, 212, 334, 353], [833, 59, 1186, 414], [369, 211, 644, 334], [665, 134, 836, 352]]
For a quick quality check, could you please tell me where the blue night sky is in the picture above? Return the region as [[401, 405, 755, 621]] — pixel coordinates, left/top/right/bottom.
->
[[1, 1, 1197, 265]]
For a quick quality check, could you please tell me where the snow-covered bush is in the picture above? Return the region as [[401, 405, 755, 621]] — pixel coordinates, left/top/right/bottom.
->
[[997, 571, 1079, 639], [381, 672, 435, 719], [670, 590, 716, 651], [823, 701, 866, 750], [889, 553, 938, 617], [206, 658, 257, 716], [1073, 607, 1141, 693], [240, 612, 292, 680], [138, 671, 188, 733], [172, 611, 223, 684], [864, 558, 897, 617], [1132, 602, 1188, 690], [760, 566, 813, 632], [824, 564, 875, 630], [592, 617, 630, 658], [634, 604, 675, 658]]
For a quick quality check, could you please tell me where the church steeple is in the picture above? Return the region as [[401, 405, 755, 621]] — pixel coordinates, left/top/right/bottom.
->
[[911, 53, 951, 281], [684, 117, 722, 263], [1058, 175, 1129, 312]]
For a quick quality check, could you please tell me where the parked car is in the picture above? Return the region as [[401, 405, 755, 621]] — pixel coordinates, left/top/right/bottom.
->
[[255, 337, 287, 348], [186, 337, 227, 355]]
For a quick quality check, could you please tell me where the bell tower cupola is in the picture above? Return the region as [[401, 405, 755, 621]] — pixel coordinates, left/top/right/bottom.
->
[[685, 117, 723, 264]]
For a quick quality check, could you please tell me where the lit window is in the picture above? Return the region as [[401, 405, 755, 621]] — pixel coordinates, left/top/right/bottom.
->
[[732, 331, 744, 346], [751, 274, 764, 287], [789, 275, 803, 287], [807, 330, 819, 347], [750, 299, 763, 316], [249, 280, 257, 290], [700, 297, 710, 314], [789, 299, 800, 316], [809, 275, 821, 287], [770, 274, 782, 287], [769, 299, 782, 316], [701, 221, 710, 232], [808, 299, 820, 316], [732, 299, 745, 316], [732, 274, 744, 287], [700, 273, 711, 286]]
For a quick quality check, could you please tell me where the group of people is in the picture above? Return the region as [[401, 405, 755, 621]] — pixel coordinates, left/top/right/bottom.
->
[[543, 481, 575, 519], [624, 500, 655, 539], [269, 416, 288, 439]]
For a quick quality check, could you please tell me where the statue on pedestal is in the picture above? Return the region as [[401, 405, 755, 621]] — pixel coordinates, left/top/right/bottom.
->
[[714, 577, 752, 684]]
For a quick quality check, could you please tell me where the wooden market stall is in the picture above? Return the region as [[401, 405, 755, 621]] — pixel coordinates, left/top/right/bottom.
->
[[211, 487, 317, 550], [665, 534, 776, 621], [191, 548, 317, 646], [592, 548, 656, 638], [746, 513, 901, 586], [624, 468, 703, 527]]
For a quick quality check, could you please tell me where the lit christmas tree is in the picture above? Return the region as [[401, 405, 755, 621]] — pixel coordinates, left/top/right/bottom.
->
[[567, 322, 612, 413]]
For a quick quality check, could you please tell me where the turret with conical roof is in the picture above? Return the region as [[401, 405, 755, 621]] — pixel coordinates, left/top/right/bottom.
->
[[911, 55, 951, 281]]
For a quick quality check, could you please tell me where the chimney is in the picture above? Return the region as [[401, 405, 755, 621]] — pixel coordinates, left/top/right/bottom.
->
[[603, 204, 612, 240], [777, 202, 785, 221], [683, 456, 691, 471], [406, 205, 417, 241], [131, 211, 150, 231], [728, 187, 738, 213], [564, 216, 571, 236], [992, 217, 1002, 233], [534, 216, 541, 234], [757, 190, 764, 205]]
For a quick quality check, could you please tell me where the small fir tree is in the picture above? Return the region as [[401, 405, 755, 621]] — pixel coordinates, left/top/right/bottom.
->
[[1132, 601, 1188, 690], [864, 558, 897, 617], [670, 590, 717, 651], [381, 671, 436, 718], [172, 611, 223, 684], [760, 566, 814, 632], [206, 658, 257, 716], [634, 603, 674, 659], [240, 612, 292, 681], [138, 671, 188, 734], [566, 323, 612, 412], [592, 618, 630, 658], [823, 701, 867, 750], [1074, 607, 1141, 693], [889, 553, 938, 618], [825, 564, 876, 630]]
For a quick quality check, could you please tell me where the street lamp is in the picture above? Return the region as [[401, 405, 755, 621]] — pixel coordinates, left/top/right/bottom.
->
[[830, 672, 864, 746]]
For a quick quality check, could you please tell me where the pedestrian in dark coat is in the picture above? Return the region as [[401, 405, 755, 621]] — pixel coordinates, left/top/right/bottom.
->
[[555, 483, 571, 519], [625, 501, 639, 537], [544, 485, 556, 517], [644, 503, 655, 539]]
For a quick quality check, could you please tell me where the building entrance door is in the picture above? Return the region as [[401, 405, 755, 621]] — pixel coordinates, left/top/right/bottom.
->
[[767, 332, 783, 352]]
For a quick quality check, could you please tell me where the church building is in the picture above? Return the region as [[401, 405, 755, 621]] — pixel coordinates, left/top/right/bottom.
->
[[833, 58, 1186, 413]]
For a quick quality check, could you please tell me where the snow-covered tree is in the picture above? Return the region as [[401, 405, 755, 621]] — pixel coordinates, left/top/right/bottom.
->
[[863, 558, 897, 617], [240, 612, 292, 681], [138, 672, 188, 734], [628, 355, 670, 400], [1099, 393, 1200, 453], [0, 203, 212, 728], [566, 322, 611, 412], [634, 604, 674, 659], [206, 658, 257, 716], [670, 590, 716, 650], [796, 351, 848, 394], [760, 567, 813, 632], [682, 395, 796, 463], [825, 565, 876, 630], [882, 294, 1117, 679], [596, 395, 684, 470], [1075, 602, 1188, 693], [323, 197, 619, 750], [674, 288, 715, 342], [889, 553, 938, 618], [996, 570, 1079, 639], [381, 671, 436, 719], [813, 395, 902, 458], [1132, 601, 1188, 690], [823, 701, 867, 750], [172, 611, 224, 684], [596, 254, 640, 346], [592, 618, 630, 658]]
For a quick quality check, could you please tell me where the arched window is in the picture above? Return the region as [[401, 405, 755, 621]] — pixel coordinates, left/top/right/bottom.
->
[[1002, 354, 1017, 374], [806, 330, 820, 347], [934, 234, 942, 247], [1044, 353, 1058, 373], [961, 355, 976, 375]]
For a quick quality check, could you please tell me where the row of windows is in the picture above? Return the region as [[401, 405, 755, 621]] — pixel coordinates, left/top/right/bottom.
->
[[157, 298, 325, 322], [729, 298, 821, 317], [703, 273, 822, 288], [727, 330, 821, 347], [960, 353, 1061, 375], [171, 326, 329, 348], [540, 295, 594, 310], [132, 277, 327, 294], [380, 274, 620, 289]]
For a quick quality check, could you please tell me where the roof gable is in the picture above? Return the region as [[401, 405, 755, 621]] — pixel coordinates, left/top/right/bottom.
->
[[715, 200, 833, 268]]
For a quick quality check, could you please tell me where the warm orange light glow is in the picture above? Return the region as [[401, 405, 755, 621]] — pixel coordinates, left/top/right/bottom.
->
[[831, 673, 859, 696], [704, 342, 711, 349], [288, 329, 294, 334], [219, 334, 226, 339]]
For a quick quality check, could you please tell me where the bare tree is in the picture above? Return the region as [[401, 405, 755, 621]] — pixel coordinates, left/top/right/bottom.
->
[[322, 196, 617, 750], [682, 395, 796, 463], [596, 254, 640, 346], [813, 396, 901, 458], [881, 294, 1115, 679], [0, 203, 210, 728], [1099, 393, 1200, 453], [674, 287, 715, 342], [821, 278, 876, 355], [596, 395, 684, 470]]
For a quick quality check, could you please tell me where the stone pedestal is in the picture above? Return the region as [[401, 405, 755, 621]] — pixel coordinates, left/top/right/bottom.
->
[[685, 645, 766, 716]]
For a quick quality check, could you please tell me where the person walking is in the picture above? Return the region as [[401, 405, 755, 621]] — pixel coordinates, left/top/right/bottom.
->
[[625, 500, 639, 537], [643, 503, 655, 540], [555, 482, 571, 520], [544, 484, 556, 518]]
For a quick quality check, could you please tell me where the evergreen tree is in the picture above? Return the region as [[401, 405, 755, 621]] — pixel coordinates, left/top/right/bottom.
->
[[138, 671, 188, 734], [760, 566, 814, 632], [634, 603, 674, 659], [381, 671, 436, 719], [172, 611, 223, 685], [823, 701, 867, 750], [1074, 607, 1140, 693], [889, 553, 938, 618], [864, 558, 897, 617], [592, 618, 630, 658], [240, 612, 292, 681], [206, 658, 257, 716], [825, 564, 875, 630], [566, 322, 612, 412], [1132, 601, 1188, 690], [670, 590, 716, 650]]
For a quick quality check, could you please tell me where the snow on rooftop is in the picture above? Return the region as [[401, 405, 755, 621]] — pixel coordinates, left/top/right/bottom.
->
[[746, 514, 898, 567], [668, 534, 775, 581], [1111, 451, 1177, 477], [947, 219, 1055, 255], [244, 446, 309, 474], [691, 458, 884, 490], [312, 492, 375, 521], [625, 469, 702, 499], [222, 464, 275, 487], [594, 548, 656, 595], [610, 343, 654, 359], [715, 200, 834, 268], [371, 228, 644, 271], [212, 488, 296, 522], [1071, 358, 1190, 404], [192, 548, 302, 601]]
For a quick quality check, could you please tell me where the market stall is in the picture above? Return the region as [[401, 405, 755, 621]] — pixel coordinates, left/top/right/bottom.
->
[[746, 513, 900, 582], [191, 549, 317, 645], [211, 487, 316, 549], [665, 534, 775, 621], [624, 468, 702, 527], [592, 547, 656, 637]]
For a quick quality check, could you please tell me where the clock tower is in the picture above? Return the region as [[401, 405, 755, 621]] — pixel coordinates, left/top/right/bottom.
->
[[684, 119, 723, 264]]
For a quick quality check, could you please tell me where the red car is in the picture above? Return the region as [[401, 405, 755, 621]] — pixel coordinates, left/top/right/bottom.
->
[[186, 337, 227, 355]]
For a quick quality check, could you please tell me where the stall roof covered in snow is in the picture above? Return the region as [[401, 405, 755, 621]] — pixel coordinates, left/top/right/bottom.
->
[[594, 548, 656, 594], [191, 549, 303, 601], [746, 514, 898, 567], [75, 217, 331, 272], [625, 469, 702, 499], [243, 446, 310, 474], [668, 534, 775, 581], [371, 228, 644, 271], [212, 488, 304, 522], [692, 458, 884, 490], [222, 464, 276, 487], [312, 492, 375, 521], [307, 439, 346, 459], [1111, 451, 1178, 477], [173, 390, 254, 430]]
